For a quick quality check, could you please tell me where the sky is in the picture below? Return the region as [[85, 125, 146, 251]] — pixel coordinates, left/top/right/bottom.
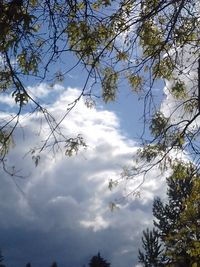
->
[[0, 82, 168, 267], [1, 3, 200, 267]]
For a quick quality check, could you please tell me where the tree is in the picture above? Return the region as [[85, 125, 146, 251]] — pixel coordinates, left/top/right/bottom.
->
[[168, 175, 200, 265], [153, 162, 196, 266], [0, 250, 6, 267], [138, 228, 164, 267], [138, 161, 200, 266], [50, 262, 58, 267], [89, 252, 110, 267], [1, 0, 200, 179], [25, 263, 32, 267], [153, 162, 194, 237]]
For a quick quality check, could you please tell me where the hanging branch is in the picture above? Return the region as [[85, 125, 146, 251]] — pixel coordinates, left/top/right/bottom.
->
[[198, 57, 200, 113]]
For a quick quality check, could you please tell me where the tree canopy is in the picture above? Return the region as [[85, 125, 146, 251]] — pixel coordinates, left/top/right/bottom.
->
[[0, 0, 200, 178], [138, 161, 200, 266]]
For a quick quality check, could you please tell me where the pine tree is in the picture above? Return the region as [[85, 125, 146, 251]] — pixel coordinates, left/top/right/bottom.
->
[[170, 176, 200, 266], [50, 261, 58, 267], [153, 163, 194, 237], [0, 250, 5, 267], [152, 162, 196, 266], [89, 253, 110, 267], [138, 228, 164, 267], [138, 161, 200, 266]]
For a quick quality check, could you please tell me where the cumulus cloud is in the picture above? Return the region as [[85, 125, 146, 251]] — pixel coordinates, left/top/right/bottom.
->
[[0, 85, 166, 267], [156, 45, 200, 166], [27, 83, 65, 100], [0, 83, 64, 109], [0, 94, 16, 107], [161, 45, 198, 126]]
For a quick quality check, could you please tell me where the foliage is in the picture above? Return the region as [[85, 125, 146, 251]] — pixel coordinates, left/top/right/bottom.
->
[[102, 68, 119, 103], [168, 176, 200, 265], [89, 253, 110, 267], [153, 162, 197, 265], [138, 161, 200, 266], [65, 135, 87, 157], [138, 228, 164, 267]]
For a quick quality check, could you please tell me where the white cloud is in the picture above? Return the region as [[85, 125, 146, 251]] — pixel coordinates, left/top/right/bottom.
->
[[0, 83, 64, 108], [0, 86, 166, 267], [0, 94, 16, 107], [157, 45, 200, 167], [161, 45, 198, 127], [80, 215, 110, 232], [27, 83, 64, 100]]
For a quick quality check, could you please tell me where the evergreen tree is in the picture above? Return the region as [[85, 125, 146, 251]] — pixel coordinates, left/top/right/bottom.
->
[[169, 176, 200, 266], [138, 228, 164, 267], [152, 162, 196, 266], [138, 161, 200, 266], [25, 263, 31, 267], [0, 250, 5, 267], [89, 253, 110, 267], [50, 262, 58, 267], [153, 163, 194, 237]]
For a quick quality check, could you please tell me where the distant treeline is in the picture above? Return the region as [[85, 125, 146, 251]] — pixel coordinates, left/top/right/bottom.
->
[[0, 252, 110, 267]]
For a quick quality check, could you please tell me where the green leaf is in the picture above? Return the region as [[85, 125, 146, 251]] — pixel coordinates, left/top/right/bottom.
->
[[102, 68, 119, 103], [65, 135, 87, 157], [128, 74, 142, 92], [150, 112, 168, 138], [171, 81, 187, 99]]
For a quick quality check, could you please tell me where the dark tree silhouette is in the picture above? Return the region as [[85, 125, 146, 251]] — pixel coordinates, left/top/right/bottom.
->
[[89, 253, 110, 267], [0, 250, 5, 267], [50, 261, 58, 267], [138, 228, 164, 267]]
